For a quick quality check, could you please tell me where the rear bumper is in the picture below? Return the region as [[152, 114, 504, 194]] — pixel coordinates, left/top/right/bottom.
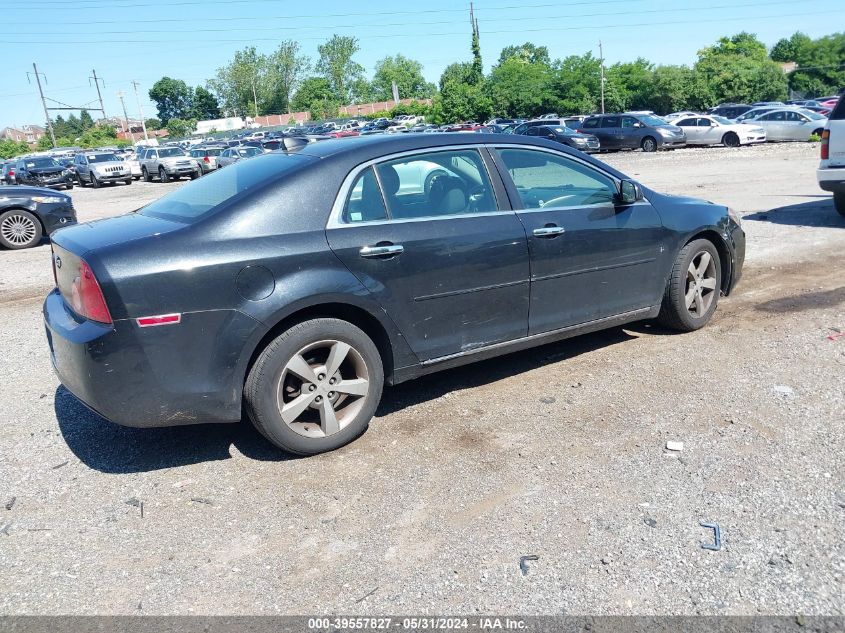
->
[[43, 289, 262, 428], [817, 166, 845, 193]]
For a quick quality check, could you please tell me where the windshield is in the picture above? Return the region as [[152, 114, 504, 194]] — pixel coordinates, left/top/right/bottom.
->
[[24, 157, 60, 168], [636, 114, 670, 126], [140, 153, 312, 223], [799, 109, 825, 120], [712, 116, 734, 125], [87, 153, 119, 163], [159, 147, 185, 158]]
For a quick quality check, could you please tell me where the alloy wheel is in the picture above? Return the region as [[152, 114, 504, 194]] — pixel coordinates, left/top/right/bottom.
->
[[685, 251, 718, 317], [1, 213, 38, 247], [276, 340, 370, 438]]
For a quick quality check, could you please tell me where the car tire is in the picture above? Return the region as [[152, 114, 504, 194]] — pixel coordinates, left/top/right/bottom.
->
[[722, 132, 740, 147], [657, 238, 722, 332], [142, 167, 152, 183], [834, 192, 845, 217], [77, 173, 86, 187], [190, 170, 200, 180], [159, 167, 169, 183], [125, 178, 133, 185], [91, 174, 100, 189], [0, 209, 43, 250], [244, 318, 384, 456], [65, 183, 74, 190], [641, 136, 657, 152]]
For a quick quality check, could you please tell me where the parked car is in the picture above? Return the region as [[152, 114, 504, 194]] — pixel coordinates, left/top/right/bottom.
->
[[216, 146, 264, 168], [139, 147, 200, 182], [524, 124, 600, 152], [120, 154, 143, 180], [734, 106, 782, 122], [512, 118, 577, 135], [747, 108, 827, 141], [0, 185, 76, 250], [672, 115, 766, 147], [707, 103, 754, 120], [43, 133, 744, 455], [817, 96, 845, 216], [74, 152, 133, 188], [13, 156, 74, 190], [579, 113, 686, 152], [1, 161, 16, 185], [189, 147, 225, 174], [664, 111, 699, 122]]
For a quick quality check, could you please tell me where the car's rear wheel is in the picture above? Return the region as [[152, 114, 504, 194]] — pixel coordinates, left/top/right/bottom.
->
[[657, 238, 722, 331], [142, 167, 152, 182], [641, 136, 657, 152], [244, 318, 384, 455], [159, 167, 169, 183], [0, 210, 43, 250], [722, 132, 740, 147], [834, 192, 845, 217]]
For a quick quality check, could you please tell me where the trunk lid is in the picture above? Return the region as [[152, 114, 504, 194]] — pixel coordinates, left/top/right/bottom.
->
[[50, 212, 185, 255]]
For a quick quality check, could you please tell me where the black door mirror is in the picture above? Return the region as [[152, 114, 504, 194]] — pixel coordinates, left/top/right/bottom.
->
[[615, 180, 642, 205]]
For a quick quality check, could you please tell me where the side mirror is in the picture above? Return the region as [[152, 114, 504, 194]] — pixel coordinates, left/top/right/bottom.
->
[[615, 180, 643, 205], [633, 122, 643, 128]]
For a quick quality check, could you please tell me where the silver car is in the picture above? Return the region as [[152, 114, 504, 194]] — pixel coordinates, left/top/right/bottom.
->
[[216, 146, 263, 168], [749, 109, 828, 142], [73, 152, 132, 188], [189, 146, 226, 175], [672, 115, 766, 147]]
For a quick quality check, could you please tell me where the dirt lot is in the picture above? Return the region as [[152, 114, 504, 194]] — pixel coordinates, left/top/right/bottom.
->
[[0, 142, 843, 615]]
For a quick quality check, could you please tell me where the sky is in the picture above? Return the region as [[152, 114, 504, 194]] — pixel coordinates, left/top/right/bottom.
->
[[1, 0, 844, 130]]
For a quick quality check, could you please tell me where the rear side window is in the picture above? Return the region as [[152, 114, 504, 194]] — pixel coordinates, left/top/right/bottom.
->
[[581, 118, 599, 129], [140, 153, 313, 223], [498, 148, 616, 209], [675, 118, 696, 127], [603, 116, 621, 128], [830, 97, 845, 121], [343, 167, 388, 223]]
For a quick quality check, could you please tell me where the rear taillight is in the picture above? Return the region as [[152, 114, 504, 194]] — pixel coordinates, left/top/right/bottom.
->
[[203, 155, 210, 163], [9, 169, 14, 177], [70, 259, 112, 324], [820, 129, 830, 160]]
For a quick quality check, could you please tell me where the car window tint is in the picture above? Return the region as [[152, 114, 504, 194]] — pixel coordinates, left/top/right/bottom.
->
[[498, 148, 615, 209], [374, 149, 498, 220], [603, 116, 621, 128], [343, 167, 388, 223], [676, 118, 696, 127], [697, 118, 713, 127], [581, 118, 599, 129], [621, 116, 638, 128]]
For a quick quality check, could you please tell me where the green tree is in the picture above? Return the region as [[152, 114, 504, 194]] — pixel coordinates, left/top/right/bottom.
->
[[316, 34, 364, 103], [772, 32, 845, 98], [144, 117, 162, 130], [770, 32, 814, 62], [149, 77, 193, 124], [290, 77, 338, 119], [265, 40, 311, 114], [470, 15, 483, 83], [0, 138, 30, 159], [371, 54, 435, 101], [551, 53, 602, 114], [696, 33, 788, 104], [488, 56, 555, 118], [191, 86, 220, 120], [79, 110, 95, 130], [497, 43, 550, 66], [605, 58, 654, 111], [209, 47, 268, 117], [165, 118, 196, 138], [648, 65, 709, 113]]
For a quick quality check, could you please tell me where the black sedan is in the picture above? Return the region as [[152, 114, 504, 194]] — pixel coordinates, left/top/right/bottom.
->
[[524, 124, 600, 152], [43, 134, 745, 455], [13, 156, 75, 190], [0, 186, 76, 249]]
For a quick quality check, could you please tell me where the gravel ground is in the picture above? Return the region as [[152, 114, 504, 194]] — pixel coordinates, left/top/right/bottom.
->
[[0, 142, 843, 615]]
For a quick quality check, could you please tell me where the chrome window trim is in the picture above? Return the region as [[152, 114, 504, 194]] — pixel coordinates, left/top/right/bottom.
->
[[326, 144, 504, 229]]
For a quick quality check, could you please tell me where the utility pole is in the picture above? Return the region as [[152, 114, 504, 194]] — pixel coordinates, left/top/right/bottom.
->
[[252, 77, 259, 121], [131, 80, 149, 141], [30, 63, 56, 147], [90, 69, 107, 120], [117, 90, 134, 143], [599, 40, 606, 114]]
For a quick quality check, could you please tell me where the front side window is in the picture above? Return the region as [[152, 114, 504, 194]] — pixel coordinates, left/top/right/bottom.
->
[[621, 116, 639, 128], [374, 149, 498, 220], [697, 118, 713, 127], [498, 148, 616, 209], [342, 167, 388, 223]]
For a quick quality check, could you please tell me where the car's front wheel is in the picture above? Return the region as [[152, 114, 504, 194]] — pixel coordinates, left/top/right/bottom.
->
[[159, 167, 169, 183], [245, 318, 384, 455], [641, 136, 658, 152], [657, 238, 722, 331], [722, 132, 740, 147], [0, 209, 43, 250]]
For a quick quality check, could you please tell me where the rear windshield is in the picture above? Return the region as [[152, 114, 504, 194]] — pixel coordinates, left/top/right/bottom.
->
[[139, 153, 312, 223]]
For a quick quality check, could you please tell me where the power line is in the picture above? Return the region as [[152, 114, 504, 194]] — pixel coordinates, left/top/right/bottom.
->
[[0, 10, 838, 45], [12, 0, 802, 36]]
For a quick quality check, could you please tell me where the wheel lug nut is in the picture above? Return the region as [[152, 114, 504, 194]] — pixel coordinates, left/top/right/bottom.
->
[[318, 373, 326, 381], [315, 396, 322, 402], [329, 378, 336, 385], [308, 384, 316, 392], [328, 392, 335, 398]]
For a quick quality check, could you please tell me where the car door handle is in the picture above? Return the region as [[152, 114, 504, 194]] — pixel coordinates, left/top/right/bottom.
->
[[359, 244, 404, 258], [533, 226, 566, 238]]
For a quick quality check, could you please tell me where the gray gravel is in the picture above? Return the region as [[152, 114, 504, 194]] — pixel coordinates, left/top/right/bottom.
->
[[0, 143, 843, 615]]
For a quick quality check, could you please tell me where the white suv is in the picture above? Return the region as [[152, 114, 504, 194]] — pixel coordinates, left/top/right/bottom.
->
[[818, 95, 845, 216]]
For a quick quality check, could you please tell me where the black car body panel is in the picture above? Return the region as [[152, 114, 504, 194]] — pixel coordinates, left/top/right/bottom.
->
[[44, 133, 744, 429], [0, 185, 77, 234]]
